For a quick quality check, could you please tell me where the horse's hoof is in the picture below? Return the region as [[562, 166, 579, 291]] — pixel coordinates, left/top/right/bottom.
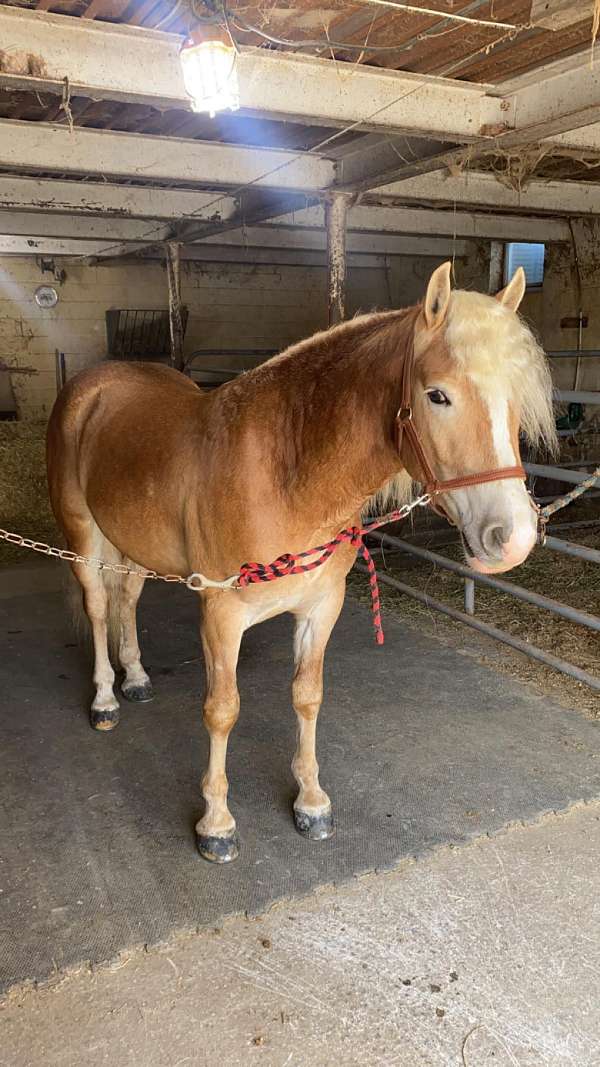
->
[[122, 681, 154, 703], [196, 830, 240, 864], [90, 706, 120, 731], [294, 807, 335, 841]]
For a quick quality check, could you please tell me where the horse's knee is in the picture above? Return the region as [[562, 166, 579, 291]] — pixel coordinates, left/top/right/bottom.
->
[[203, 693, 239, 736]]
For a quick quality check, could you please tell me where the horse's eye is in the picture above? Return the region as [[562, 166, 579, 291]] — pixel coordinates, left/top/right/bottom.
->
[[427, 389, 451, 406]]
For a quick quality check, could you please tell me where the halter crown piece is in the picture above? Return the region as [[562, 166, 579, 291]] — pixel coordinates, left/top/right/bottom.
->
[[394, 337, 526, 519]]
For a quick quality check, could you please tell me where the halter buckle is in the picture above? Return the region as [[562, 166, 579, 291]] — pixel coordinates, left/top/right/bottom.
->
[[397, 406, 413, 423]]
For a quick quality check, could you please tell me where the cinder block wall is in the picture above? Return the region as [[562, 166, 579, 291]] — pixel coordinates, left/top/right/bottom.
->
[[0, 254, 452, 419]]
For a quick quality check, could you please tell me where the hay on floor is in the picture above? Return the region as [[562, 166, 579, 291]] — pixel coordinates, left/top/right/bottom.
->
[[0, 422, 59, 565]]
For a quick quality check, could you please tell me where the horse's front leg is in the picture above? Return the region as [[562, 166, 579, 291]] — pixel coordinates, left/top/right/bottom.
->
[[291, 580, 346, 841], [196, 594, 245, 864]]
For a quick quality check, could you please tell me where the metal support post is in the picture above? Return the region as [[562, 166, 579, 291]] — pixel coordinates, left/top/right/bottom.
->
[[488, 240, 504, 294], [325, 193, 349, 327], [166, 240, 184, 372]]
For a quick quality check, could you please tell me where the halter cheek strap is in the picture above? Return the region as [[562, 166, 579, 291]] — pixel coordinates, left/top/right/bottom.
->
[[394, 338, 526, 515]]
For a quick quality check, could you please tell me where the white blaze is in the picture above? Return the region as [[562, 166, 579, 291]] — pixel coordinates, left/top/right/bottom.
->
[[483, 389, 517, 467]]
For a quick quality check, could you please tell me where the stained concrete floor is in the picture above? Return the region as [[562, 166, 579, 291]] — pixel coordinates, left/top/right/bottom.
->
[[3, 801, 600, 1067]]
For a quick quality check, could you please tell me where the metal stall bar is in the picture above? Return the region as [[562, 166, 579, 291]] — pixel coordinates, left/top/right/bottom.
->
[[544, 536, 600, 565], [464, 577, 475, 615], [368, 532, 600, 633], [550, 518, 600, 532], [555, 390, 600, 404], [355, 564, 600, 693], [525, 464, 594, 485], [547, 350, 600, 359]]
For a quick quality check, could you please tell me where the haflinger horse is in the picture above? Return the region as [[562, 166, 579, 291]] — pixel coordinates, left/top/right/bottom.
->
[[46, 262, 556, 863]]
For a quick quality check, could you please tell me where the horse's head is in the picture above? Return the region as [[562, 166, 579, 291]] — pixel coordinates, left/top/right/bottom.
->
[[403, 261, 556, 575]]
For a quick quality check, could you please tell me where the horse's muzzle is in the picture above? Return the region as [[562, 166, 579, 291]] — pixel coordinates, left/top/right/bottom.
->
[[463, 522, 537, 574]]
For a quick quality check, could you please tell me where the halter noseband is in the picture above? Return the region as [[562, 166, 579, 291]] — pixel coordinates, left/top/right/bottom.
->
[[394, 337, 526, 519]]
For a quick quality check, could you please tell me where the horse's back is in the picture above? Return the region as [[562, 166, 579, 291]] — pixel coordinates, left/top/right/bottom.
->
[[50, 361, 198, 429], [50, 361, 190, 482]]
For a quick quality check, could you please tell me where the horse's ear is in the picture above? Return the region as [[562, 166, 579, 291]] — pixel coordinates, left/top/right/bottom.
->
[[496, 266, 526, 312], [423, 261, 452, 329]]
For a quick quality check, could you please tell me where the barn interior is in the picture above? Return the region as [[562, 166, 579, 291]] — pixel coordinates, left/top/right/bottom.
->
[[2, 0, 600, 1062]]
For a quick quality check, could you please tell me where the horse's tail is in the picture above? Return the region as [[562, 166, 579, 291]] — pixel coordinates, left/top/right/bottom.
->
[[67, 525, 123, 665]]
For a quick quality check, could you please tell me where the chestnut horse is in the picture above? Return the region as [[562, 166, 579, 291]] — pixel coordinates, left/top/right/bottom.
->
[[46, 263, 555, 863]]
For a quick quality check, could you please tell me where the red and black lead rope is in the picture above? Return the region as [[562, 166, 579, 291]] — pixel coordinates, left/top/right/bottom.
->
[[236, 510, 410, 646]]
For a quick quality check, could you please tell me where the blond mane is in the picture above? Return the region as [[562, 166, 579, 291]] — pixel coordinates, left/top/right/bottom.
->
[[445, 290, 557, 455]]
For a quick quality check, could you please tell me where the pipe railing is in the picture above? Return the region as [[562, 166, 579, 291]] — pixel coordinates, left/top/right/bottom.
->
[[556, 389, 600, 405], [356, 561, 600, 693], [548, 350, 600, 359], [364, 528, 600, 692], [525, 463, 599, 485]]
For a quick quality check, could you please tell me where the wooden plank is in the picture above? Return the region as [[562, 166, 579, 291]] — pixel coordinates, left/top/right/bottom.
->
[[530, 0, 594, 30], [82, 0, 111, 18], [127, 0, 162, 26]]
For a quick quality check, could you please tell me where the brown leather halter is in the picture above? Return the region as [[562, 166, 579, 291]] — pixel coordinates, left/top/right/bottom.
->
[[394, 337, 526, 520]]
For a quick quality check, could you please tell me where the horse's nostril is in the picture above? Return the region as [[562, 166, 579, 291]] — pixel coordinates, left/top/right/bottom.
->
[[481, 523, 507, 558]]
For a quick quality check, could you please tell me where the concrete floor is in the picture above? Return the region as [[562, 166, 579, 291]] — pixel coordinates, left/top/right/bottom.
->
[[3, 801, 600, 1067]]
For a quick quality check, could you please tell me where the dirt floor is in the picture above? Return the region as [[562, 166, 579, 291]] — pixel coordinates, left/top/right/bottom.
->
[[2, 419, 599, 716]]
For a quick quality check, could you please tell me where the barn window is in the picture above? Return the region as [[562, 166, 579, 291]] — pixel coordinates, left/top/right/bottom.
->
[[504, 242, 545, 289]]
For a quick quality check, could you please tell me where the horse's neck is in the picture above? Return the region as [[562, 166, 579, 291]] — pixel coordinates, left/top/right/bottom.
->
[[265, 322, 408, 527]]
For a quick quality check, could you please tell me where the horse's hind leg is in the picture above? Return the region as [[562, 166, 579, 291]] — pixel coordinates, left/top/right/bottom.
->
[[72, 559, 120, 731], [291, 581, 346, 841], [119, 571, 152, 703]]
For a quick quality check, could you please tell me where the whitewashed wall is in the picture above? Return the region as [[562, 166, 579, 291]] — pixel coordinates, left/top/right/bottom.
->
[[522, 220, 600, 393], [0, 248, 485, 419]]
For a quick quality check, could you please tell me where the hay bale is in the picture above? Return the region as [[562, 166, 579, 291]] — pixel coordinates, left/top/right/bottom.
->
[[0, 421, 59, 566]]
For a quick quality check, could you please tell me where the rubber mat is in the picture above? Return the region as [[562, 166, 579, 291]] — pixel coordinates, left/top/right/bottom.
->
[[2, 570, 600, 992]]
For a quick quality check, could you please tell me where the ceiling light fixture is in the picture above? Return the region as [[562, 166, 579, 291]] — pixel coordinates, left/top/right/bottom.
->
[[180, 26, 239, 118]]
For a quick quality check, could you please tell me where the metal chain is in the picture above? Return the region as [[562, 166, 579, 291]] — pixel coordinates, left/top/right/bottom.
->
[[0, 528, 189, 585]]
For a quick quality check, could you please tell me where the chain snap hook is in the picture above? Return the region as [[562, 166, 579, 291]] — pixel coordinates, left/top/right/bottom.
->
[[185, 571, 240, 592]]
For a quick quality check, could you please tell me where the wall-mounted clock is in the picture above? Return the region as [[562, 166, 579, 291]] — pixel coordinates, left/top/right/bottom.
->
[[34, 285, 59, 309]]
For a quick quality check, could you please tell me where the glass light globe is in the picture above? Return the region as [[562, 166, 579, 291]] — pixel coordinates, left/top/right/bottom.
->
[[180, 35, 239, 118]]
